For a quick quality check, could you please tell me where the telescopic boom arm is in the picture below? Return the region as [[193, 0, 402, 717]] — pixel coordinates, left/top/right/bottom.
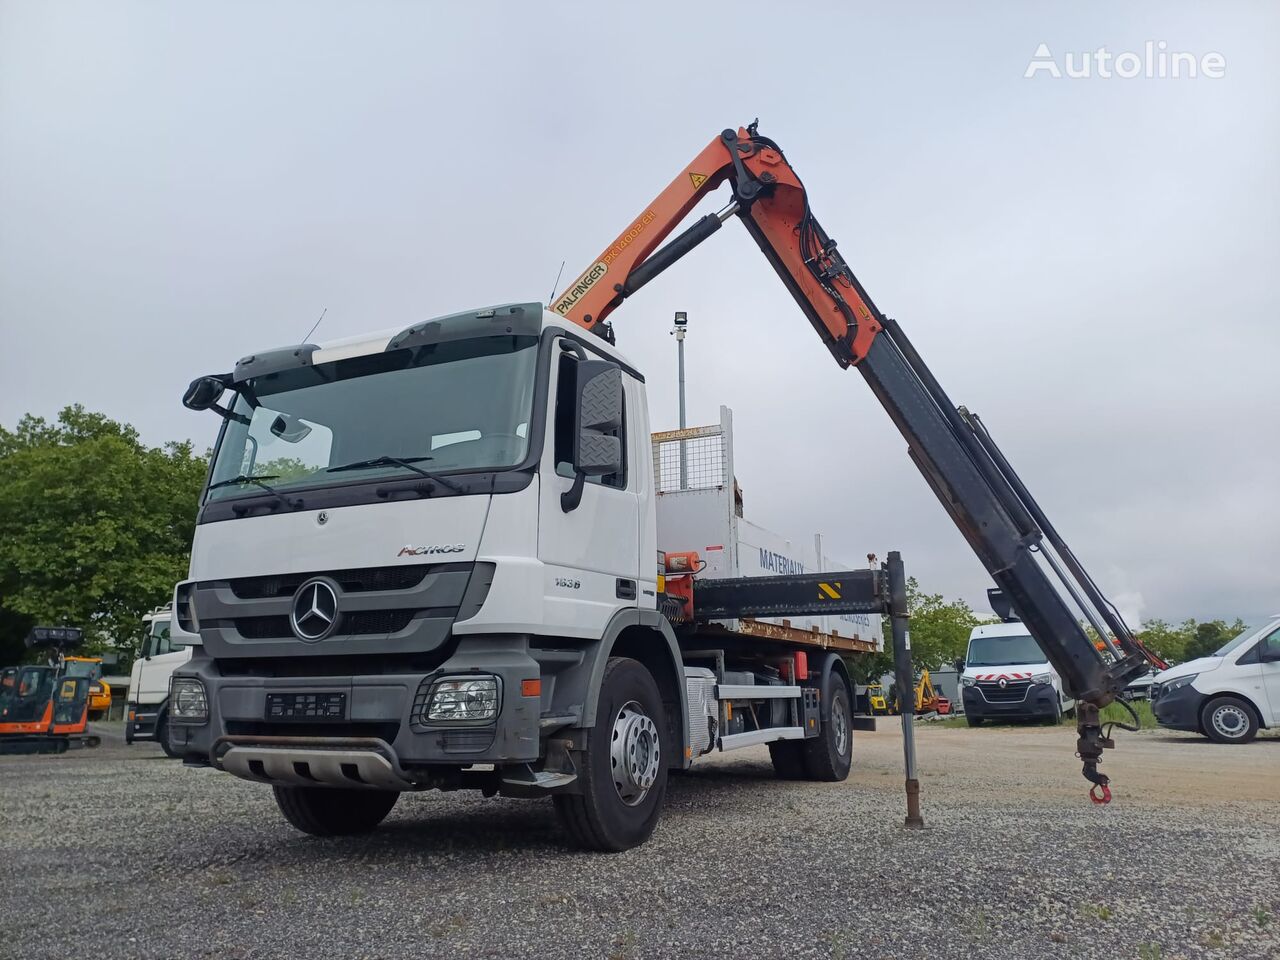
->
[[554, 123, 1164, 800]]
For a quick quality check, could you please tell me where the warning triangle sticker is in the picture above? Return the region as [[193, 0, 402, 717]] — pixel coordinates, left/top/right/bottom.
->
[[688, 172, 708, 190]]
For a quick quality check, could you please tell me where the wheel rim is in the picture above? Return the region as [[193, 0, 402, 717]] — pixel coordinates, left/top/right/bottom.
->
[[832, 695, 849, 756], [610, 700, 660, 806], [1211, 704, 1249, 739]]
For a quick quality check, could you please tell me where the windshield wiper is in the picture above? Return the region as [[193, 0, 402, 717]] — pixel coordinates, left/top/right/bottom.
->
[[326, 456, 464, 493], [207, 474, 303, 511]]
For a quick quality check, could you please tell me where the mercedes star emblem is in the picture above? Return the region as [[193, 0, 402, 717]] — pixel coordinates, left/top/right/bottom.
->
[[290, 578, 339, 642]]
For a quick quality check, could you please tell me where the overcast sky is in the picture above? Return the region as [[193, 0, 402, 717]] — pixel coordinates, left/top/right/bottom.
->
[[1, 1, 1276, 625]]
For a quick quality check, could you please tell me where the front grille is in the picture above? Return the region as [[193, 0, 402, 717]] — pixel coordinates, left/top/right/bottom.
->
[[978, 680, 1031, 703], [235, 610, 416, 640], [228, 564, 449, 600]]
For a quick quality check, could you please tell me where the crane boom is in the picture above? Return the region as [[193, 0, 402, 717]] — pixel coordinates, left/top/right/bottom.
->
[[555, 123, 1162, 798]]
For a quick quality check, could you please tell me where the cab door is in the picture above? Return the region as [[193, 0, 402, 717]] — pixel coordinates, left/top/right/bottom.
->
[[537, 341, 641, 637], [1255, 622, 1280, 725], [135, 621, 190, 705]]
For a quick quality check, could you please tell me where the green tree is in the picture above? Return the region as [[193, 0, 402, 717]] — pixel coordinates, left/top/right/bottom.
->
[[1184, 618, 1249, 660], [1136, 617, 1250, 664], [1134, 618, 1187, 662], [849, 577, 984, 681], [0, 406, 207, 661]]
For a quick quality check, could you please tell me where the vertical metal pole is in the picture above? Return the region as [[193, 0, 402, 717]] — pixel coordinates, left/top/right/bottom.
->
[[888, 551, 924, 828], [674, 312, 688, 489]]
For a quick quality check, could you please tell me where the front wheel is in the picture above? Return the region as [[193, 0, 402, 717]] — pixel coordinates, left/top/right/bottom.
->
[[966, 715, 984, 727], [554, 657, 668, 852], [1201, 697, 1258, 744], [273, 786, 399, 836], [156, 714, 181, 759], [802, 674, 853, 781]]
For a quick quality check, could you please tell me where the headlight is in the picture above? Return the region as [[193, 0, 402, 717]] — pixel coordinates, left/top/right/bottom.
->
[[960, 676, 976, 687], [170, 678, 209, 723], [425, 676, 500, 722], [1161, 674, 1197, 695], [1031, 673, 1054, 686]]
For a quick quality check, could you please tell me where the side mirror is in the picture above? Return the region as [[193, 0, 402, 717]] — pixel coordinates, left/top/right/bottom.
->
[[562, 359, 623, 511], [953, 658, 965, 673], [182, 376, 226, 411]]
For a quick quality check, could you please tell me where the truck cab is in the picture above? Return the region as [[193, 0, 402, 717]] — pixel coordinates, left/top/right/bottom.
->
[[125, 604, 190, 755], [1152, 615, 1280, 743], [959, 621, 1075, 726]]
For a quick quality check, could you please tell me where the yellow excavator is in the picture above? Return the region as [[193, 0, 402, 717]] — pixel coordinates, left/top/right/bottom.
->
[[867, 683, 890, 715], [891, 670, 951, 715]]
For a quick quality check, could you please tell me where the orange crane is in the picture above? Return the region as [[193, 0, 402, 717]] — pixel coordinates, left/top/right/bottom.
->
[[553, 123, 1163, 799]]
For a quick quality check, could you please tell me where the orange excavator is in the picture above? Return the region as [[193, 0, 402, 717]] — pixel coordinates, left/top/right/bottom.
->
[[553, 123, 1164, 800], [0, 627, 101, 754]]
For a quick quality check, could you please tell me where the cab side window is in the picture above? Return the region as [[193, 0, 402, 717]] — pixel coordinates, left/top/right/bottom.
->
[[553, 351, 626, 489]]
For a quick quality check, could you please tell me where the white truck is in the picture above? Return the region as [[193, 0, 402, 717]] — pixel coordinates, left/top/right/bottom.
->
[[124, 604, 191, 757], [958, 619, 1075, 726], [168, 123, 1160, 843], [170, 307, 895, 849]]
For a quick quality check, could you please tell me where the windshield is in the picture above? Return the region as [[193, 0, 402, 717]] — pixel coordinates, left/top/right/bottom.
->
[[62, 660, 101, 681], [206, 336, 539, 502], [1213, 620, 1278, 657], [966, 633, 1047, 667]]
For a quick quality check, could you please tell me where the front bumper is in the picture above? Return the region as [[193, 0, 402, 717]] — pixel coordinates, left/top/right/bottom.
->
[[962, 684, 1060, 720], [124, 704, 161, 743], [1152, 683, 1204, 732], [169, 637, 545, 780]]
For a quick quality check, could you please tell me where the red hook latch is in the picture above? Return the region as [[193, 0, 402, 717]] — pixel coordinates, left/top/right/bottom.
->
[[1089, 783, 1112, 805]]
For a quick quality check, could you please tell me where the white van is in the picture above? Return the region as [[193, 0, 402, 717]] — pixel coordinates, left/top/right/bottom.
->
[[1152, 615, 1280, 743], [958, 621, 1075, 726], [124, 604, 191, 756]]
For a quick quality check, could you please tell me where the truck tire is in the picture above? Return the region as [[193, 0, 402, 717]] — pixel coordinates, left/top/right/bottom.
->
[[273, 787, 399, 836], [802, 674, 853, 781], [156, 713, 181, 760], [554, 657, 668, 852], [1200, 696, 1259, 744], [966, 715, 984, 727], [768, 741, 807, 779]]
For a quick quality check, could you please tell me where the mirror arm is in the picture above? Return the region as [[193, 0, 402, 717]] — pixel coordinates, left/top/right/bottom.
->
[[561, 473, 586, 512], [210, 401, 250, 425]]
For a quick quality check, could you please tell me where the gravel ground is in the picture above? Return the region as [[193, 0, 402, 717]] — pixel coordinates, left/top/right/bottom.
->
[[1, 721, 1277, 960]]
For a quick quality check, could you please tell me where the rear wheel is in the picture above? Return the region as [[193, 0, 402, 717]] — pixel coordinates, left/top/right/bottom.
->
[[802, 674, 853, 781], [554, 657, 668, 851], [1200, 697, 1258, 744], [273, 786, 399, 836]]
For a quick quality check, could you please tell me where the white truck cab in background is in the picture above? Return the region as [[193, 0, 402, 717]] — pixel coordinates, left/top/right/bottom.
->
[[1152, 615, 1280, 743], [959, 621, 1075, 726], [125, 603, 191, 756]]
